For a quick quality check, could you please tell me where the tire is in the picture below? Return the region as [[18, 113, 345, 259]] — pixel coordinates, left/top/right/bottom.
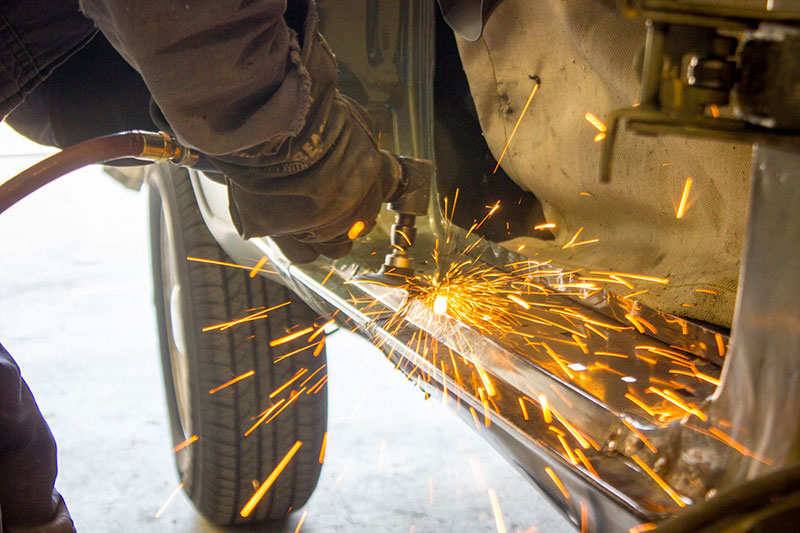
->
[[148, 164, 327, 526]]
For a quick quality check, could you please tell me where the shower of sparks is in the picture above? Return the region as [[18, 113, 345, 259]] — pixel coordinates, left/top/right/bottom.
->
[[209, 370, 255, 394], [240, 441, 303, 517], [155, 483, 184, 518], [488, 489, 508, 533], [632, 455, 686, 507], [183, 158, 738, 521], [675, 177, 693, 219], [173, 435, 198, 453], [494, 78, 540, 173]]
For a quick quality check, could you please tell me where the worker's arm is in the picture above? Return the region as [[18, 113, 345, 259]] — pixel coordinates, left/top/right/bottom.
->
[[81, 0, 428, 262], [79, 0, 302, 156]]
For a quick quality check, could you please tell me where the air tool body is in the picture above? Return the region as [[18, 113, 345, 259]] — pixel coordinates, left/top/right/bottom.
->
[[381, 157, 431, 279]]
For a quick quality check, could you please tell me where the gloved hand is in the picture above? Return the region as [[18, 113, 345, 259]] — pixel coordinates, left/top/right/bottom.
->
[[207, 1, 427, 263]]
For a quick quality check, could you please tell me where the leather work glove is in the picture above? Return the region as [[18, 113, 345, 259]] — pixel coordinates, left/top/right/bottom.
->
[[207, 2, 430, 263]]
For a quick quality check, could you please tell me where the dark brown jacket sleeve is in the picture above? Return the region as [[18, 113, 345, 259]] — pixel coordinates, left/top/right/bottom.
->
[[79, 0, 311, 156]]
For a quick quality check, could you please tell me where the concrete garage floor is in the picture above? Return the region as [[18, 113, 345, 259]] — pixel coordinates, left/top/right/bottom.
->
[[0, 124, 573, 533]]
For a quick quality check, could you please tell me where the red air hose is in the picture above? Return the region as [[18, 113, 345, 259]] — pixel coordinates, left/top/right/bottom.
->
[[0, 130, 194, 216]]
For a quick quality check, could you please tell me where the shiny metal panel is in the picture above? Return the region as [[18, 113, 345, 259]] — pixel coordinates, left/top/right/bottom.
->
[[706, 144, 800, 486]]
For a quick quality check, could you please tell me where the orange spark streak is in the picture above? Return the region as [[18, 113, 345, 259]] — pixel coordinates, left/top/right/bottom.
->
[[585, 112, 607, 133], [309, 320, 334, 342], [494, 80, 540, 173], [562, 227, 583, 249], [676, 177, 693, 219], [245, 400, 285, 437], [707, 427, 771, 464], [545, 467, 570, 499], [518, 397, 530, 420], [187, 256, 276, 274], [557, 434, 579, 465], [534, 223, 556, 230], [629, 523, 657, 533], [320, 268, 335, 286], [249, 256, 268, 278], [625, 314, 646, 333], [203, 301, 291, 332], [209, 370, 255, 395], [469, 407, 482, 431], [313, 337, 326, 357], [318, 432, 327, 464], [542, 343, 575, 379], [622, 419, 658, 453], [594, 351, 628, 358], [263, 389, 307, 426], [307, 373, 328, 395], [572, 334, 589, 354], [508, 294, 531, 310], [715, 333, 726, 357], [155, 483, 184, 518], [273, 341, 323, 363], [609, 275, 634, 289], [589, 271, 669, 284], [299, 365, 327, 389], [173, 435, 198, 453], [552, 411, 591, 449], [538, 394, 553, 423], [625, 393, 658, 417], [623, 289, 649, 300], [593, 132, 606, 142], [347, 220, 366, 240], [580, 501, 589, 533], [488, 488, 508, 533], [294, 510, 308, 533], [695, 288, 718, 295], [632, 455, 685, 507], [270, 327, 314, 347], [270, 368, 308, 398], [585, 324, 608, 340], [574, 448, 599, 477], [240, 441, 303, 517]]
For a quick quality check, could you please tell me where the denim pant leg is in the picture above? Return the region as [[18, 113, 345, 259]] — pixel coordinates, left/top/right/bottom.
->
[[0, 343, 58, 529]]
